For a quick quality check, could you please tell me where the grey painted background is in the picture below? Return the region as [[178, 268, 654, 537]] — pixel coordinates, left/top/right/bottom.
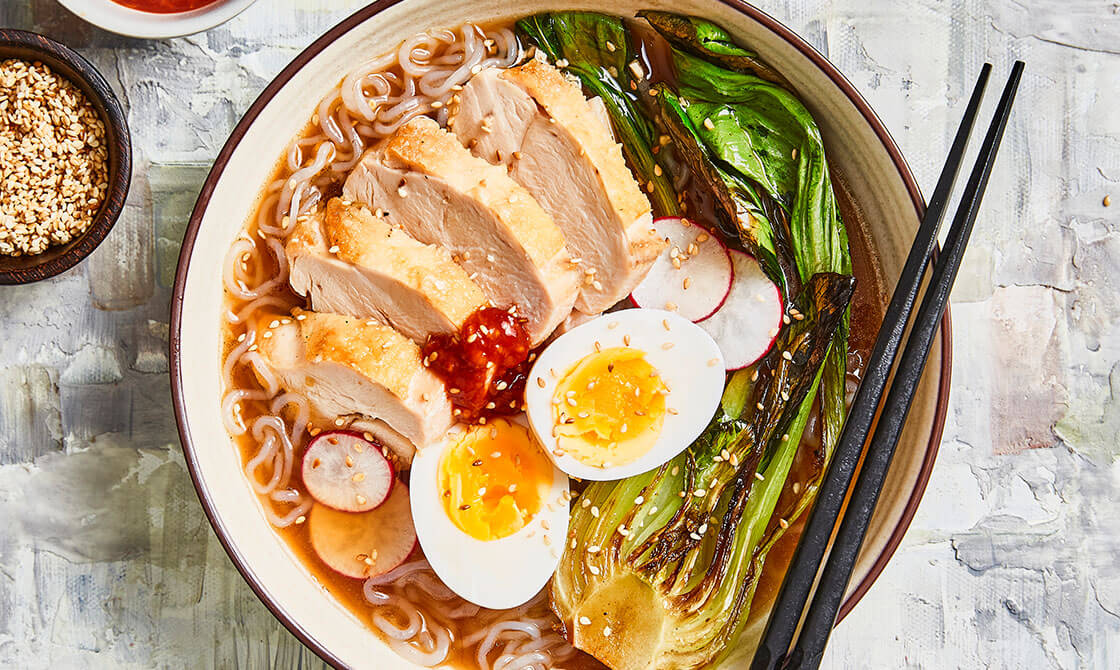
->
[[0, 0, 1117, 667]]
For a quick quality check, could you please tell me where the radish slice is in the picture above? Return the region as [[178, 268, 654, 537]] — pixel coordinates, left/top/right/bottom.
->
[[308, 484, 417, 579], [302, 431, 393, 512], [630, 217, 733, 322], [697, 250, 783, 370]]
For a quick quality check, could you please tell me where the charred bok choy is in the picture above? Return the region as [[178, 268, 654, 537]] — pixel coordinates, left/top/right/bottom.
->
[[518, 11, 856, 669]]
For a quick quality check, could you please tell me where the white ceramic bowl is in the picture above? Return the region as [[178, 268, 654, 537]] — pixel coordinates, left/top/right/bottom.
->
[[171, 1, 951, 667], [55, 0, 258, 39]]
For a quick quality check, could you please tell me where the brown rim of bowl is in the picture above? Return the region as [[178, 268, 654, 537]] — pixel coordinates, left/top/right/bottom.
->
[[0, 29, 132, 285], [169, 1, 952, 666]]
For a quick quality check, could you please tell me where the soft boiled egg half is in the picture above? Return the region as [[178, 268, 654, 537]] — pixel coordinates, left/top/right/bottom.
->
[[525, 309, 725, 481], [410, 418, 570, 609]]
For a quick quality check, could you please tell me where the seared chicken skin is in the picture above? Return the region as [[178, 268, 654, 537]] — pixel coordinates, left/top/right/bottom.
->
[[286, 198, 487, 344], [451, 59, 664, 314], [343, 116, 580, 344], [256, 310, 451, 462]]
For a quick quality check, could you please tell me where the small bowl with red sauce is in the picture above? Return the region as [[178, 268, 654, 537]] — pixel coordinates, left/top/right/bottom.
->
[[55, 0, 259, 40]]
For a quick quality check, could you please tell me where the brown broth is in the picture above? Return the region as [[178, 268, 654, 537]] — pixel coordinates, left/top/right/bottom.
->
[[218, 18, 887, 669]]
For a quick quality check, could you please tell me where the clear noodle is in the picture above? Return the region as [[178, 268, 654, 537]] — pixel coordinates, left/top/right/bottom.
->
[[220, 22, 586, 670]]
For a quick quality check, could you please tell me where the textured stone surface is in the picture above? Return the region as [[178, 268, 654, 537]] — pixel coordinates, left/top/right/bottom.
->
[[0, 0, 1117, 668]]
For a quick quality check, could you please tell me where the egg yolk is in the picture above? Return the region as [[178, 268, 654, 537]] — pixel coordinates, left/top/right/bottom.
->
[[438, 419, 553, 541], [552, 347, 669, 468]]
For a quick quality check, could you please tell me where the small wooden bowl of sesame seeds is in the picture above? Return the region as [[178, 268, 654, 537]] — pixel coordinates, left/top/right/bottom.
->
[[0, 29, 131, 285]]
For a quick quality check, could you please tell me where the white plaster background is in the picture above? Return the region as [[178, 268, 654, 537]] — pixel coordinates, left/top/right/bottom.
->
[[0, 0, 1117, 667]]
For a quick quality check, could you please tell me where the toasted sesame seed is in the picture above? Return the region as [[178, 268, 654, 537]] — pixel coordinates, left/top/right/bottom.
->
[[779, 518, 790, 529], [703, 117, 715, 130]]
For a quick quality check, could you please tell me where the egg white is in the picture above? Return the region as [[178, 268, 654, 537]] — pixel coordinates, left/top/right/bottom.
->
[[409, 422, 570, 610], [525, 309, 725, 481]]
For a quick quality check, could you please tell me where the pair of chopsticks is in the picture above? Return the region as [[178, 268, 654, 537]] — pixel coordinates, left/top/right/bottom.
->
[[751, 61, 1025, 670]]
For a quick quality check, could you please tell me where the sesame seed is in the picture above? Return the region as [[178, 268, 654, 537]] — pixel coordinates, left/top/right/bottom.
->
[[579, 616, 592, 626], [694, 489, 707, 497], [603, 625, 613, 637], [779, 518, 790, 529], [754, 471, 765, 481], [690, 532, 702, 541], [582, 498, 591, 508], [703, 117, 715, 130], [591, 506, 600, 518]]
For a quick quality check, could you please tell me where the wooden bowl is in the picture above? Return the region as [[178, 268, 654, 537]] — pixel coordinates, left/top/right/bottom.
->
[[0, 29, 131, 285]]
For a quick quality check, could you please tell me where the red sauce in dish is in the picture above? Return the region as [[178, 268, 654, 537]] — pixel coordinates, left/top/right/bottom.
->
[[110, 0, 222, 13], [422, 307, 532, 423]]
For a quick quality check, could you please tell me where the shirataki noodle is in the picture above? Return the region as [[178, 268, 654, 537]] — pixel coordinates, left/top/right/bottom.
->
[[219, 22, 586, 669]]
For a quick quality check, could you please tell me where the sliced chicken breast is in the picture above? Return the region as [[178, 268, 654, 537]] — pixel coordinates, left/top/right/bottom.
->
[[450, 60, 665, 314], [343, 116, 580, 344], [256, 310, 451, 462], [286, 198, 487, 343]]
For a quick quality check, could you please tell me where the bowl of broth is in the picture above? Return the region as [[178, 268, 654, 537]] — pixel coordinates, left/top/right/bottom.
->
[[171, 1, 951, 668], [55, 0, 260, 39]]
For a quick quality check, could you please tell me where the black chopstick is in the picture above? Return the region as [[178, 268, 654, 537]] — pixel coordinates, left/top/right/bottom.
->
[[785, 60, 1023, 669], [749, 63, 994, 670]]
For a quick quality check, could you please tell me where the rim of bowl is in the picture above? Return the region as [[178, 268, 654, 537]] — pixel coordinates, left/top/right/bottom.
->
[[170, 0, 952, 665], [55, 0, 260, 40], [0, 28, 132, 285]]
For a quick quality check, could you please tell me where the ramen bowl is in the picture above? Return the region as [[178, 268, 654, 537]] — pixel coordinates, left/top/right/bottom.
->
[[171, 1, 951, 667]]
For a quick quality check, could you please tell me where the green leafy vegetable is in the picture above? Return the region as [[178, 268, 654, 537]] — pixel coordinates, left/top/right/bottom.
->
[[552, 273, 855, 670], [517, 13, 679, 215], [638, 11, 788, 86], [516, 12, 857, 669]]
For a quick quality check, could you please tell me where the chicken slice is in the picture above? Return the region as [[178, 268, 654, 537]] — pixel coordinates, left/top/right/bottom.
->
[[343, 116, 580, 344], [286, 198, 487, 344], [256, 310, 451, 462], [450, 60, 665, 314]]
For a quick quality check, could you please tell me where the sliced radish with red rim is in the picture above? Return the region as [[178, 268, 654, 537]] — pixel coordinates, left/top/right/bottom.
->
[[308, 484, 417, 579], [630, 216, 732, 322], [302, 431, 393, 512], [697, 250, 783, 370]]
